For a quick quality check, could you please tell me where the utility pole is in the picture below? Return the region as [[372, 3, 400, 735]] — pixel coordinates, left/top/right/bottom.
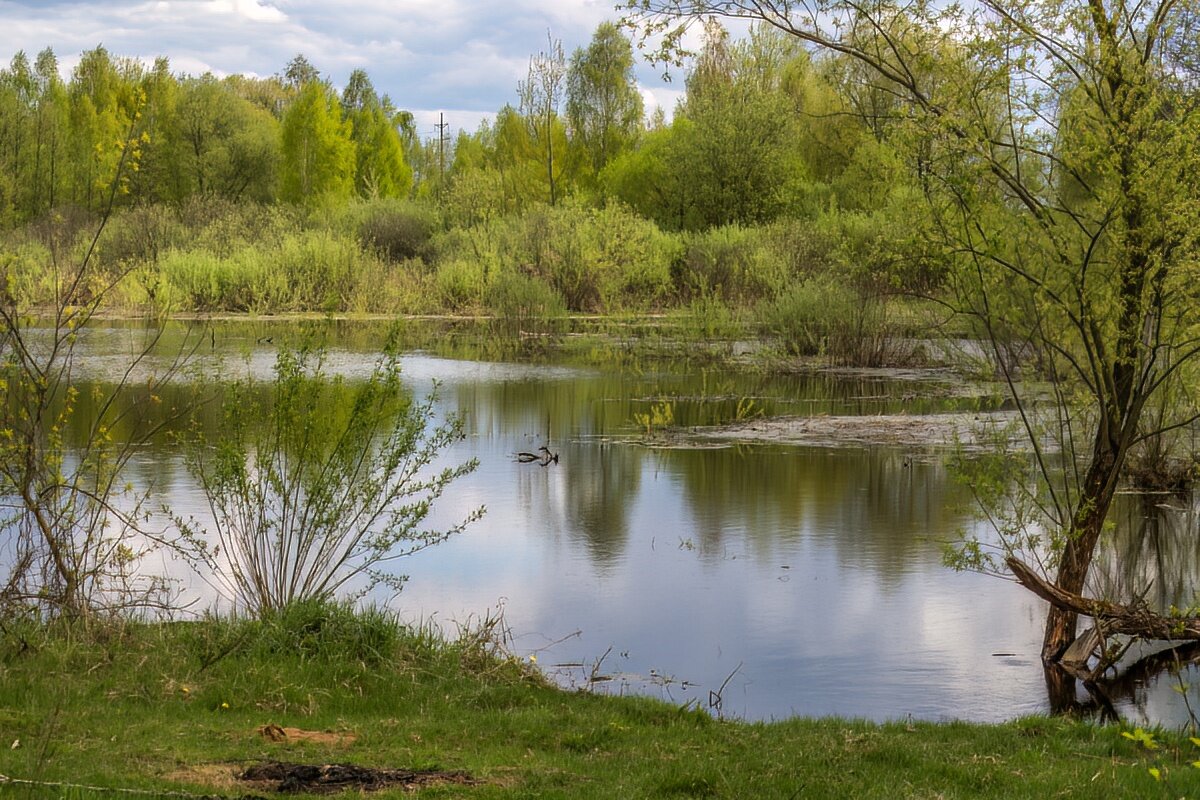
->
[[435, 112, 450, 199]]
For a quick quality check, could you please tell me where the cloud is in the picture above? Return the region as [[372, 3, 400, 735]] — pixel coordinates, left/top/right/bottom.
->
[[226, 0, 286, 22], [0, 0, 684, 136]]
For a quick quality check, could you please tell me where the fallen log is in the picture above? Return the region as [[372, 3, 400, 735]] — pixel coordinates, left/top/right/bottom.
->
[[1007, 556, 1200, 641]]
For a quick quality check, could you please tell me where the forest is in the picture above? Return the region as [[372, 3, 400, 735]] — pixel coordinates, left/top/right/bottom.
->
[[0, 21, 934, 364]]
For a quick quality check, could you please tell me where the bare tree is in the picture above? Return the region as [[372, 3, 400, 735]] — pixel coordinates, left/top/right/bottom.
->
[[519, 31, 567, 205]]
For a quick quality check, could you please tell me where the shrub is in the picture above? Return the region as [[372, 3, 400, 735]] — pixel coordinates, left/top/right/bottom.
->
[[760, 276, 911, 366], [353, 199, 440, 264], [96, 204, 185, 270], [487, 270, 566, 321], [159, 247, 284, 312], [675, 225, 789, 305], [0, 242, 59, 307], [508, 201, 678, 313], [434, 258, 487, 311], [179, 341, 482, 615]]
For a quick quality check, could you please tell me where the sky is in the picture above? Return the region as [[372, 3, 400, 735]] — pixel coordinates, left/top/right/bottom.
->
[[0, 0, 700, 139]]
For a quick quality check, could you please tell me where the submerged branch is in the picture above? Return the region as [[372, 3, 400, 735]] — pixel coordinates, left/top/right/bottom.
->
[[1008, 556, 1200, 641]]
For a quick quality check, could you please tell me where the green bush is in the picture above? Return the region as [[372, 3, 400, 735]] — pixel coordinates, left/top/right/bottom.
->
[[179, 197, 300, 256], [352, 199, 440, 264], [155, 230, 391, 313], [96, 204, 186, 270], [486, 270, 566, 321], [760, 276, 911, 366], [166, 247, 283, 311], [502, 201, 678, 313], [675, 225, 790, 304], [435, 258, 487, 311], [0, 241, 59, 306], [273, 230, 362, 310]]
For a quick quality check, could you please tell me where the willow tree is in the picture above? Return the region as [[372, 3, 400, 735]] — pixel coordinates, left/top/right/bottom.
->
[[624, 0, 1200, 677]]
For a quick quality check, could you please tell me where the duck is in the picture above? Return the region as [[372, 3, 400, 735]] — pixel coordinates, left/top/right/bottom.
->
[[515, 446, 559, 465]]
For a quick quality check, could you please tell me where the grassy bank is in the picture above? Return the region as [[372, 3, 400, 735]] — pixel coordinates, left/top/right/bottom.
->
[[0, 606, 1194, 799]]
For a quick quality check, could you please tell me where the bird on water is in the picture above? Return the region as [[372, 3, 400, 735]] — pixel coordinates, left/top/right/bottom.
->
[[515, 446, 558, 465]]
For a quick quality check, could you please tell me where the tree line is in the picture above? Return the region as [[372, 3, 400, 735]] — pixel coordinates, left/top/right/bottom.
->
[[0, 21, 914, 235], [0, 48, 412, 220]]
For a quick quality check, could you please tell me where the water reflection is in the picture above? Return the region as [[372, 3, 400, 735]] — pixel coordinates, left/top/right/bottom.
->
[[18, 319, 1200, 724]]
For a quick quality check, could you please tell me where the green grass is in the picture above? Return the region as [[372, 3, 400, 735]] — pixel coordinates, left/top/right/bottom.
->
[[0, 608, 1196, 799]]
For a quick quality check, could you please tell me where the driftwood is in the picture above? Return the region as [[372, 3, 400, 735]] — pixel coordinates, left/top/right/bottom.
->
[[1007, 556, 1200, 642]]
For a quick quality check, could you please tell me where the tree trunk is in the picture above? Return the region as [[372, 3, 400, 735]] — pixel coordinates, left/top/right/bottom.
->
[[1041, 443, 1119, 661]]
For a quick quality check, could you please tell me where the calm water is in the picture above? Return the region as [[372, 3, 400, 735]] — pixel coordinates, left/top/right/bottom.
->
[[40, 321, 1200, 724]]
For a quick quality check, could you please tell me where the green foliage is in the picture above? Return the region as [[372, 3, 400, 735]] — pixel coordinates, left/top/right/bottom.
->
[[245, 599, 405, 664], [566, 22, 644, 182], [515, 201, 678, 312], [348, 198, 439, 263], [683, 291, 742, 340], [633, 399, 676, 438], [153, 229, 379, 312], [168, 75, 280, 203], [433, 200, 679, 313], [0, 240, 59, 306], [433, 257, 488, 311], [280, 82, 355, 206], [675, 225, 790, 304], [342, 71, 413, 200], [759, 275, 912, 366], [179, 339, 482, 615], [486, 270, 567, 321]]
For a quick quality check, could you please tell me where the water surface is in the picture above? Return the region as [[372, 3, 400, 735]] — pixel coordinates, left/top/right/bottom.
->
[[45, 320, 1200, 723]]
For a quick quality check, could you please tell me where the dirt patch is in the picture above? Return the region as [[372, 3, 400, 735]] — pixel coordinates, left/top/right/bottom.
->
[[257, 725, 357, 746], [672, 411, 1020, 451], [239, 761, 477, 794], [164, 763, 245, 792]]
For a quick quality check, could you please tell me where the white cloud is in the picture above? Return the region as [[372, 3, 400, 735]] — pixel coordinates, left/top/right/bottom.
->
[[639, 85, 683, 123], [205, 0, 287, 22], [0, 0, 687, 137]]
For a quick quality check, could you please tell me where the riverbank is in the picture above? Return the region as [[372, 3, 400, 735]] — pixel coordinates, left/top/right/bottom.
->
[[0, 610, 1192, 799]]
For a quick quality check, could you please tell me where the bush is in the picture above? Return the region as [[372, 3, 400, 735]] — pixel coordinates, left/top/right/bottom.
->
[[760, 276, 911, 366], [96, 204, 186, 270], [675, 225, 790, 305], [352, 199, 440, 264], [487, 270, 566, 321], [154, 230, 395, 313], [434, 258, 487, 311], [500, 201, 678, 313], [179, 341, 482, 616], [158, 247, 284, 312], [178, 197, 299, 256], [0, 242, 59, 306]]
